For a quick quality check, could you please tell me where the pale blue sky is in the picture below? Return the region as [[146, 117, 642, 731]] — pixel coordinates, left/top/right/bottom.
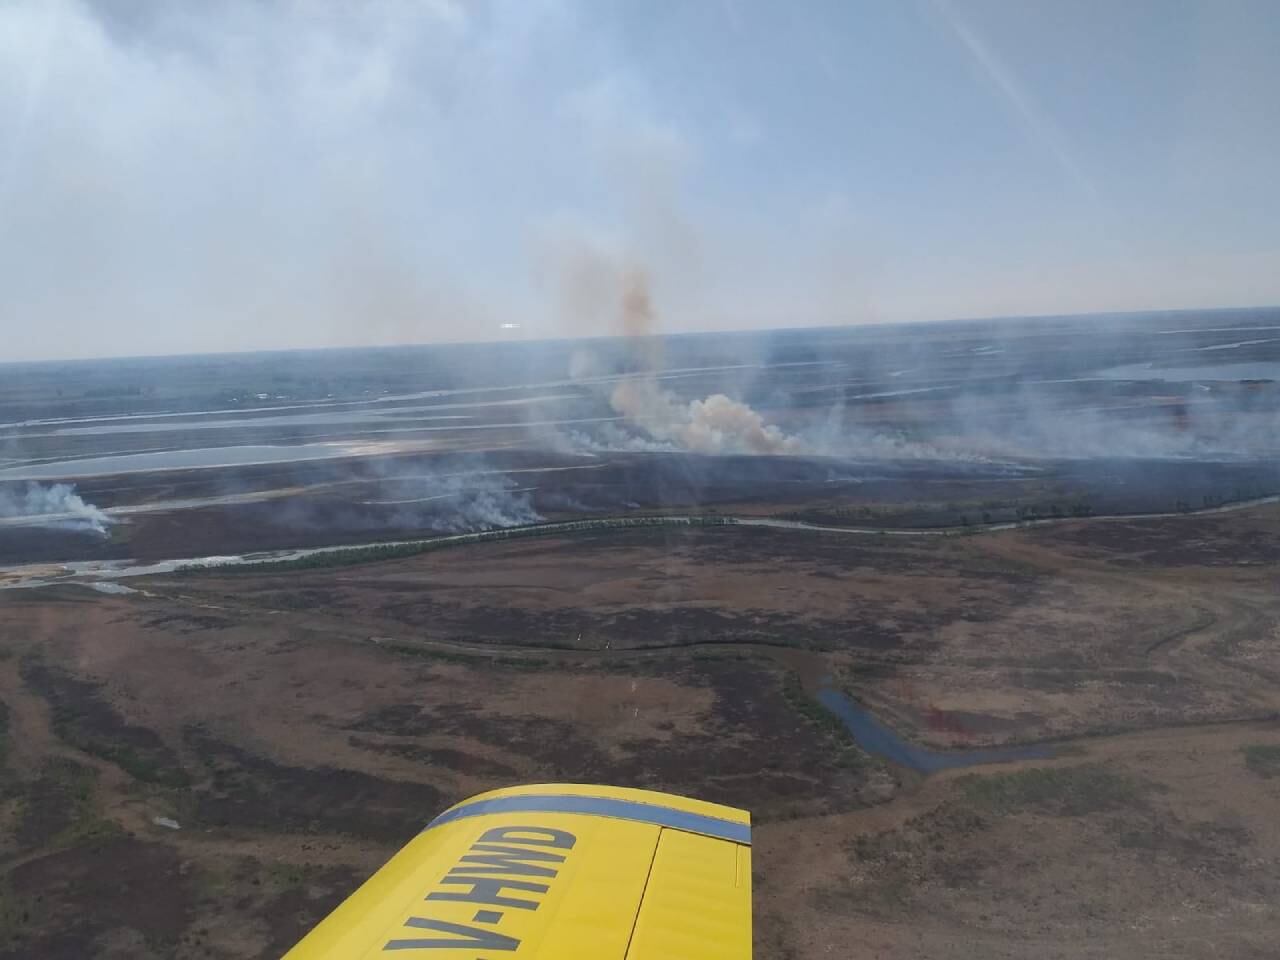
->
[[1, 0, 1278, 360]]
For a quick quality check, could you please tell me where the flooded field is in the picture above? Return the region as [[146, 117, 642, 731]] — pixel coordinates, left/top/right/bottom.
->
[[2, 309, 1279, 567]]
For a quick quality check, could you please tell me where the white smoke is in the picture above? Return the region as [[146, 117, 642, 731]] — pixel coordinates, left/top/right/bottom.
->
[[568, 347, 603, 381], [432, 475, 542, 532], [359, 469, 542, 532], [0, 483, 114, 536], [609, 379, 805, 455]]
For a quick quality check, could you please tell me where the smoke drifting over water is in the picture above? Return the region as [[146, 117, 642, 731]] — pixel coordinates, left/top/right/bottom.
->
[[0, 483, 113, 535], [364, 471, 542, 533], [262, 460, 546, 535]]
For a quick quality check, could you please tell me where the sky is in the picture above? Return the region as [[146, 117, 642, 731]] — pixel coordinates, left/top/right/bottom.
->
[[1, 0, 1278, 362]]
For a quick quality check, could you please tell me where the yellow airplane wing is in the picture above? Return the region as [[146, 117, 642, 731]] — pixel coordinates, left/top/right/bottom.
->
[[282, 783, 752, 960]]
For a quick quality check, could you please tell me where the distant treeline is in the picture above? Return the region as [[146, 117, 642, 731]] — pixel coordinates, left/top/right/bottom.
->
[[178, 514, 736, 575], [777, 500, 1099, 527], [783, 487, 1274, 528]]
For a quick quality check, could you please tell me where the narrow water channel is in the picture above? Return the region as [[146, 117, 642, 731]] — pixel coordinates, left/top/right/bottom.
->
[[816, 686, 1053, 773]]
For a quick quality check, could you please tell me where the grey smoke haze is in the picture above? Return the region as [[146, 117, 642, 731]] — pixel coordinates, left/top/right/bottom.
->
[[0, 482, 113, 535], [969, 391, 1280, 461], [368, 471, 543, 532], [272, 462, 542, 534], [4, 1, 1279, 362]]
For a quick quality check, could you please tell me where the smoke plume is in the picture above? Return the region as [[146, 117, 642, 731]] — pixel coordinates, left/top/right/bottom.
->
[[604, 269, 805, 455], [412, 473, 542, 532], [353, 463, 543, 532], [609, 380, 804, 455], [0, 483, 113, 536]]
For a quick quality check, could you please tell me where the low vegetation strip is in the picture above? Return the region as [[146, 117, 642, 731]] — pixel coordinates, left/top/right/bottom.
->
[[956, 764, 1151, 817], [780, 672, 872, 770], [1242, 744, 1280, 779], [20, 658, 190, 788]]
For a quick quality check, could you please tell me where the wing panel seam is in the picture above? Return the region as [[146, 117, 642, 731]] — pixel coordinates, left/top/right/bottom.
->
[[621, 827, 663, 960]]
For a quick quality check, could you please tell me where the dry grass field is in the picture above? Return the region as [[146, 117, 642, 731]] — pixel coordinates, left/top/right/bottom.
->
[[1, 505, 1279, 957]]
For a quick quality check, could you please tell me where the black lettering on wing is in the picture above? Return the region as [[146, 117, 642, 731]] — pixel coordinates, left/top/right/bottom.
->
[[383, 916, 520, 952], [477, 826, 577, 849], [428, 876, 549, 910], [453, 843, 565, 878]]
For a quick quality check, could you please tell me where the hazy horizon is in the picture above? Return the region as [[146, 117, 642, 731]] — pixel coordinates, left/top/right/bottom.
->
[[1, 303, 1274, 369], [3, 1, 1279, 362]]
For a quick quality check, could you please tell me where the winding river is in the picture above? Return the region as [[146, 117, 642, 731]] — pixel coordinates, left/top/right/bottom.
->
[[815, 686, 1053, 773], [5, 495, 1279, 592]]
